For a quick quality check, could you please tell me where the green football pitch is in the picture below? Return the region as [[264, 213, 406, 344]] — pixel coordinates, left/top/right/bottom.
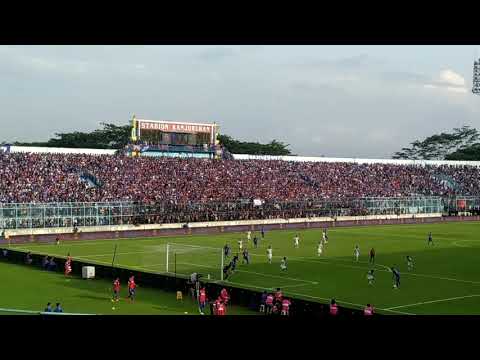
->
[[8, 221, 480, 315], [0, 261, 256, 315]]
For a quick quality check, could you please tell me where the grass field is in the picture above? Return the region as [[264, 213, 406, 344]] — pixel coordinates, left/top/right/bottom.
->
[[9, 221, 480, 315], [0, 261, 256, 315]]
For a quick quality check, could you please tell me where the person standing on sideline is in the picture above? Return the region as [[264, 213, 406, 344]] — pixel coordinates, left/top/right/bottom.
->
[[127, 275, 137, 302], [329, 299, 338, 316], [199, 286, 207, 315], [112, 278, 121, 302], [54, 303, 63, 313], [364, 304, 374, 316]]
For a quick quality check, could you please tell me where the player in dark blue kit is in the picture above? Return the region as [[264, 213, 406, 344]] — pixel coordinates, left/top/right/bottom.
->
[[242, 248, 250, 265], [224, 244, 231, 258], [231, 254, 239, 272], [428, 232, 433, 246], [391, 267, 400, 289], [223, 262, 232, 280], [253, 236, 258, 248], [261, 227, 265, 239]]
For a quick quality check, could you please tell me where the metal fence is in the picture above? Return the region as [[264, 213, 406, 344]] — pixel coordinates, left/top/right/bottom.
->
[[0, 196, 449, 230], [0, 202, 136, 229]]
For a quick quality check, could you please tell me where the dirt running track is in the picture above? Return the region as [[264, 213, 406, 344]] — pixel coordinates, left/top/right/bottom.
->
[[2, 215, 479, 245]]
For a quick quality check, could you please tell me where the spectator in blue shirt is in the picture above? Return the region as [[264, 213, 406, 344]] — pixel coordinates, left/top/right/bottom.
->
[[25, 252, 33, 265], [44, 303, 52, 312], [54, 303, 63, 313], [42, 256, 49, 269], [48, 257, 57, 271], [260, 290, 268, 312]]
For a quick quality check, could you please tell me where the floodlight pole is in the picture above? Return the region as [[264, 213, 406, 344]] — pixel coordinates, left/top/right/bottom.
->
[[166, 243, 170, 273], [473, 58, 480, 95], [220, 249, 224, 281]]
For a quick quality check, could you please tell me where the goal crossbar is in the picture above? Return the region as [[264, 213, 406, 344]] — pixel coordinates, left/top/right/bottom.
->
[[166, 243, 224, 281]]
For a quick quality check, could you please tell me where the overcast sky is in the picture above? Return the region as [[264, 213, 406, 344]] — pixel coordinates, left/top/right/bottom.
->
[[1, 45, 480, 158]]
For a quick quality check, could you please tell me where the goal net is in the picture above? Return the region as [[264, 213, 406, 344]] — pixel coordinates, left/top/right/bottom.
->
[[166, 243, 224, 281]]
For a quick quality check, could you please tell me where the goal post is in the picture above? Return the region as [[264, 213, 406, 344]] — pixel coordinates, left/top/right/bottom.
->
[[165, 243, 224, 281]]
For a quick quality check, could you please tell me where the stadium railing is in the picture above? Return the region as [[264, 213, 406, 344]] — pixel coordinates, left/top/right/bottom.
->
[[0, 196, 446, 230]]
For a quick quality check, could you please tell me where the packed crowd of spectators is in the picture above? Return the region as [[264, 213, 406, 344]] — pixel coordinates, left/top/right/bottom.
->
[[3, 152, 479, 205], [1, 152, 480, 227]]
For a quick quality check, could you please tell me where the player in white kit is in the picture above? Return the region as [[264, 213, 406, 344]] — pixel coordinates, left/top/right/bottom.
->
[[238, 239, 243, 251], [317, 242, 323, 256], [406, 256, 414, 271], [294, 234, 299, 248], [367, 270, 375, 285], [322, 230, 327, 244], [247, 231, 251, 243], [267, 245, 273, 264], [354, 245, 360, 262]]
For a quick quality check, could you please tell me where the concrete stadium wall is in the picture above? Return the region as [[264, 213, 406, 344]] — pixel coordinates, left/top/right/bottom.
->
[[233, 154, 480, 167], [4, 146, 480, 167], [5, 146, 116, 155]]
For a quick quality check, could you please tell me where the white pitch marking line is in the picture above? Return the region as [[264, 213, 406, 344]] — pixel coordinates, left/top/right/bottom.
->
[[17, 246, 480, 286], [385, 294, 480, 310], [83, 250, 161, 258], [281, 283, 317, 290], [15, 243, 480, 286], [451, 240, 480, 248], [174, 261, 317, 284], [280, 256, 480, 286]]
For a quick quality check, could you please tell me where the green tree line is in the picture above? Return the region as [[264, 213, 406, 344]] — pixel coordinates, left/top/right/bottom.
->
[[393, 125, 480, 161], [5, 123, 292, 156]]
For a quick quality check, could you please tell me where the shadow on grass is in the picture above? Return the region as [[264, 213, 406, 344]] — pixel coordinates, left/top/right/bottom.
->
[[75, 294, 112, 301]]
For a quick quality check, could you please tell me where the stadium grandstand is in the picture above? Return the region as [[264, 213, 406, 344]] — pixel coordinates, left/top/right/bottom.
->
[[2, 129, 480, 229], [3, 116, 480, 317]]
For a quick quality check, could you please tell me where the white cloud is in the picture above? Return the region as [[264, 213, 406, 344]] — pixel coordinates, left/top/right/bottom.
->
[[438, 69, 465, 87], [423, 69, 467, 94]]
